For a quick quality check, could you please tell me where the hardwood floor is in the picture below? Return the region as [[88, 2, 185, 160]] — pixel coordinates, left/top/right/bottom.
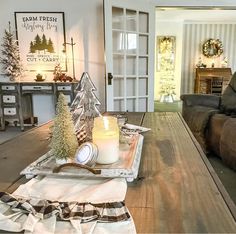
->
[[208, 154, 236, 205], [154, 100, 182, 112], [0, 126, 34, 144]]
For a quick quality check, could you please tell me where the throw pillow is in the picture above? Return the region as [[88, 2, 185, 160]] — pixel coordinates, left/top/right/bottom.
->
[[220, 72, 236, 114]]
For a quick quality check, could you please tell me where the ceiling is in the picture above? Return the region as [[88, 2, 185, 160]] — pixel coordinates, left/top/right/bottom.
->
[[153, 0, 236, 7], [156, 9, 236, 21]]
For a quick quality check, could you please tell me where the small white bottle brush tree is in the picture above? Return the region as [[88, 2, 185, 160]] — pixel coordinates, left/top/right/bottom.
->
[[50, 93, 78, 163]]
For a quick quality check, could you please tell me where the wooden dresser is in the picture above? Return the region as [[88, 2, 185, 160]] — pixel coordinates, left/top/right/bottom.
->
[[0, 81, 78, 131], [194, 68, 232, 94]]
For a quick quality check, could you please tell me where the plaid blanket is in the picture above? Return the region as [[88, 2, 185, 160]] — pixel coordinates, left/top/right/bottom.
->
[[0, 192, 130, 223]]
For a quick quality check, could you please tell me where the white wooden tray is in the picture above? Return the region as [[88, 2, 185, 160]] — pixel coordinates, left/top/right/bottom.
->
[[21, 134, 144, 182]]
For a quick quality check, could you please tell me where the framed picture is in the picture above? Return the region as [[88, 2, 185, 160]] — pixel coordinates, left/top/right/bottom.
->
[[14, 12, 67, 72], [156, 36, 175, 72]]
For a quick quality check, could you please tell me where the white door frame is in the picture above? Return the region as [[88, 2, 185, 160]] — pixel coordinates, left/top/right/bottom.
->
[[104, 0, 155, 112]]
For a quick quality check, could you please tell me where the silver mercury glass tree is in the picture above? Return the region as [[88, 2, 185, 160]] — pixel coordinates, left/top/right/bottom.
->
[[70, 72, 101, 142]]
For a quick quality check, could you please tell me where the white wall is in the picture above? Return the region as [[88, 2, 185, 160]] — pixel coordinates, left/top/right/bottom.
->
[[155, 20, 183, 100], [0, 0, 105, 123]]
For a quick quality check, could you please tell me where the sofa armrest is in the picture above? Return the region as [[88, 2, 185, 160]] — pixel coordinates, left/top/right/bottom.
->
[[180, 94, 220, 109]]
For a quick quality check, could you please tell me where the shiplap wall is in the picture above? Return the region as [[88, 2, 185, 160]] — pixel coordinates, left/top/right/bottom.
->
[[181, 23, 236, 94]]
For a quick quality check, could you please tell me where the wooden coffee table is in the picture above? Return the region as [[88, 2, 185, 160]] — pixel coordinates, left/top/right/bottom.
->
[[126, 112, 236, 233], [1, 112, 236, 233]]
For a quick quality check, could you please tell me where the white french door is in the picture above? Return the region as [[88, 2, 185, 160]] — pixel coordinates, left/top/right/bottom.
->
[[104, 0, 155, 112]]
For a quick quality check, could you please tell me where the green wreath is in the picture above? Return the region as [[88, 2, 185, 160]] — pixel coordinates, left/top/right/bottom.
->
[[202, 39, 223, 58]]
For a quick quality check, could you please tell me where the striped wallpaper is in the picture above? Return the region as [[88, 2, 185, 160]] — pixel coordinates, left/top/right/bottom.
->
[[181, 23, 236, 94]]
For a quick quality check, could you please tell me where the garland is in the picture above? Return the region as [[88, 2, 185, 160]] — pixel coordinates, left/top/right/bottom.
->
[[202, 39, 223, 58]]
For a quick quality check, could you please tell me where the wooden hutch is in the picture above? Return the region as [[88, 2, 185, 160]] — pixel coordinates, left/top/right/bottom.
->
[[194, 68, 232, 95]]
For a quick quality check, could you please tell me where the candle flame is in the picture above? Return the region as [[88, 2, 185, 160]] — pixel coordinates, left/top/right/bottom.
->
[[103, 117, 109, 130]]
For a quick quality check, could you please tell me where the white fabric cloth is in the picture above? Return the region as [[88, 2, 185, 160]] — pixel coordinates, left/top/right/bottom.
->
[[0, 176, 136, 234], [13, 176, 127, 203]]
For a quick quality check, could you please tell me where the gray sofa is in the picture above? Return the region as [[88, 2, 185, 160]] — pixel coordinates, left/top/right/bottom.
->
[[181, 72, 236, 171]]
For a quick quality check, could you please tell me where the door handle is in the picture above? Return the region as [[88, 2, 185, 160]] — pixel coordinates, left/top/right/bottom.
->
[[108, 72, 113, 85]]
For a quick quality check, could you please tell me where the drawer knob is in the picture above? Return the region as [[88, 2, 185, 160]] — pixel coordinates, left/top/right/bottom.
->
[[6, 87, 9, 89], [7, 98, 10, 100], [8, 110, 11, 113]]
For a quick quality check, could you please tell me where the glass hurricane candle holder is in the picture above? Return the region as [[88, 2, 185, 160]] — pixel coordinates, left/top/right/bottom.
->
[[92, 116, 119, 164]]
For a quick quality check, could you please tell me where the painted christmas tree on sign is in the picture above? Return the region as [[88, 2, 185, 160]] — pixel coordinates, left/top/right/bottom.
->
[[71, 72, 101, 143]]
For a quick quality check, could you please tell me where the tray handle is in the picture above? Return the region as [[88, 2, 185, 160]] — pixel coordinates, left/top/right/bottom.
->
[[53, 163, 101, 175]]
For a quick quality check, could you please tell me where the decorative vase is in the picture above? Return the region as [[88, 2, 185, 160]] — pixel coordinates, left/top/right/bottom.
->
[[55, 157, 72, 165], [36, 73, 44, 81], [160, 94, 174, 103]]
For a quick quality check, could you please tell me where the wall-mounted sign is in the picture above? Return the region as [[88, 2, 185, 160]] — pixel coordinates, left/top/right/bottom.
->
[[156, 36, 176, 101], [156, 36, 175, 72], [14, 12, 67, 71]]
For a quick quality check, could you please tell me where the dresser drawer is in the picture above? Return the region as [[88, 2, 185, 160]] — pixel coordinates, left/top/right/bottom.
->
[[1, 85, 16, 91], [57, 85, 72, 91], [2, 95, 16, 103], [3, 107, 17, 116], [22, 85, 53, 91]]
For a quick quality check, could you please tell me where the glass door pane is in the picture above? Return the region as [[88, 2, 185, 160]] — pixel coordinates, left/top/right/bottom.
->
[[127, 78, 136, 96], [139, 35, 148, 55], [139, 78, 148, 96], [127, 98, 136, 111], [126, 33, 137, 54], [113, 31, 125, 53], [139, 57, 148, 75], [112, 7, 124, 30], [114, 99, 124, 111], [113, 78, 124, 97], [126, 56, 136, 75], [126, 9, 137, 31], [113, 55, 124, 75], [139, 12, 149, 33]]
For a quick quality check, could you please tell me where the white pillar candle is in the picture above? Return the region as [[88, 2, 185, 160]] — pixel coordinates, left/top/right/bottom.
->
[[92, 116, 119, 164]]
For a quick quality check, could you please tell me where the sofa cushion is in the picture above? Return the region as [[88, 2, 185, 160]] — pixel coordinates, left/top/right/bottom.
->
[[220, 72, 236, 114], [207, 114, 230, 157], [220, 118, 236, 170], [183, 105, 219, 152], [181, 94, 220, 109]]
